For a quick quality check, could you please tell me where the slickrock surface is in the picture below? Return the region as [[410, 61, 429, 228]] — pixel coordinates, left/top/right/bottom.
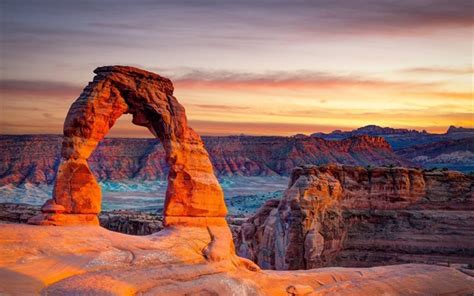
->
[[0, 134, 408, 186], [28, 66, 226, 226], [1, 224, 473, 295], [237, 165, 474, 269]]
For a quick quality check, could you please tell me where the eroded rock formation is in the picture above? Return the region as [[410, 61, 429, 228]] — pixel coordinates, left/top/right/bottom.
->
[[237, 164, 474, 269], [0, 134, 409, 186], [28, 66, 226, 226], [2, 223, 474, 295]]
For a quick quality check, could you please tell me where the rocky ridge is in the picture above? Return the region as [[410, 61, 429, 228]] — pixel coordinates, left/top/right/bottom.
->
[[2, 223, 474, 295], [396, 137, 474, 172], [312, 124, 474, 150], [0, 134, 407, 186]]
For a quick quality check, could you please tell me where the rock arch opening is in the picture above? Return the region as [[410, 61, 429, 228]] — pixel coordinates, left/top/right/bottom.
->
[[29, 66, 227, 226]]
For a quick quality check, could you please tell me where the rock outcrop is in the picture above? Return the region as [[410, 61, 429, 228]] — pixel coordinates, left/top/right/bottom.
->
[[28, 66, 226, 227], [237, 165, 474, 269], [1, 223, 474, 295]]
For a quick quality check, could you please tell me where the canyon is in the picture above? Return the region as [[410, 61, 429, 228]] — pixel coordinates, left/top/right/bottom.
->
[[1, 125, 472, 189], [236, 164, 474, 270], [1, 66, 473, 295], [0, 133, 407, 186]]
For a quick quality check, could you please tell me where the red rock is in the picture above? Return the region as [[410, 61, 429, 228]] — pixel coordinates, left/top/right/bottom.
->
[[286, 285, 314, 295], [40, 199, 65, 214], [0, 133, 410, 186], [1, 224, 473, 295], [237, 164, 474, 270], [29, 66, 227, 226], [28, 213, 99, 226]]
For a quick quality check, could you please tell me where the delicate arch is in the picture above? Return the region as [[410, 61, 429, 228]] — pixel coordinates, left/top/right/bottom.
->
[[29, 66, 227, 226]]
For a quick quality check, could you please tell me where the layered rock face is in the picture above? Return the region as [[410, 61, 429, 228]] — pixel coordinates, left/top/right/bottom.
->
[[206, 134, 402, 177], [0, 133, 408, 186], [28, 66, 226, 226], [237, 165, 474, 270]]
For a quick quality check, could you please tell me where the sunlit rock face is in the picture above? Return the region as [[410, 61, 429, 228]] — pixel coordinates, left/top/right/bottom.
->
[[237, 164, 474, 270], [238, 165, 348, 270], [2, 224, 474, 295], [29, 66, 226, 226]]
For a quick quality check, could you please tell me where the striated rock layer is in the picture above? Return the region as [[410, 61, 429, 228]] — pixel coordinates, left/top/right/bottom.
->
[[1, 224, 473, 295], [0, 134, 408, 186], [28, 66, 226, 226], [237, 164, 474, 269]]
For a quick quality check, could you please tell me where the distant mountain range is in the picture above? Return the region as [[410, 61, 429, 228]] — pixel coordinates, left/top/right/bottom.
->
[[312, 125, 474, 172], [0, 125, 472, 186], [396, 137, 474, 173], [312, 125, 474, 150]]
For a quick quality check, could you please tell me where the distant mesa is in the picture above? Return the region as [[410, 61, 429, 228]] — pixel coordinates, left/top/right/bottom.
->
[[312, 124, 474, 151], [447, 125, 474, 134]]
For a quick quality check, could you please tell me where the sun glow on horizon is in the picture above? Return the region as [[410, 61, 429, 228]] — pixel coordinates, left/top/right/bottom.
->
[[0, 1, 472, 137]]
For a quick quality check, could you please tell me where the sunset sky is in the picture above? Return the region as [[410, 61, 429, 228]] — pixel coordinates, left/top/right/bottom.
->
[[1, 0, 472, 137]]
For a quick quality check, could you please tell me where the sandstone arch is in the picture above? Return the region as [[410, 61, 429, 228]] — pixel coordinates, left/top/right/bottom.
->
[[29, 66, 227, 226]]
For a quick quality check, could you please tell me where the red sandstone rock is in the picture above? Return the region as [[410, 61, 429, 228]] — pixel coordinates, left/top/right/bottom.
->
[[29, 66, 226, 226], [40, 199, 66, 214], [237, 164, 474, 270], [0, 133, 410, 187], [286, 284, 314, 295], [1, 224, 473, 295]]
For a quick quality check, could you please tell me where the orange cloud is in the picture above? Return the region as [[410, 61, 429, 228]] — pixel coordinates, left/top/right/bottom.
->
[[402, 66, 473, 75], [172, 70, 435, 91]]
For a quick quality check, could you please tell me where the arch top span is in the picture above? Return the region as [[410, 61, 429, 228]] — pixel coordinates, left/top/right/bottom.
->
[[29, 66, 227, 227]]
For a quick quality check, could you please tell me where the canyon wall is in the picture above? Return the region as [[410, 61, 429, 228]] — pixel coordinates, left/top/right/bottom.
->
[[236, 164, 474, 269], [0, 134, 407, 186]]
